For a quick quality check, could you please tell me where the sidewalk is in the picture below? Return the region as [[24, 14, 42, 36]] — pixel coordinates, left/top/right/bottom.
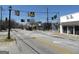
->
[[0, 31, 20, 54], [39, 31, 79, 41]]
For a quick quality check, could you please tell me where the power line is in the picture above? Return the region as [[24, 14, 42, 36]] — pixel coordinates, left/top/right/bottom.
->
[[2, 8, 59, 13]]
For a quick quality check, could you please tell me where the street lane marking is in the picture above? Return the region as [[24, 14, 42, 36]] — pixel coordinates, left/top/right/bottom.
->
[[53, 41, 61, 44], [31, 36, 73, 54], [12, 31, 40, 54]]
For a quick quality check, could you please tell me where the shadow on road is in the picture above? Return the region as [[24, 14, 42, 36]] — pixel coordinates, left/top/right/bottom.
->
[[0, 51, 9, 54]]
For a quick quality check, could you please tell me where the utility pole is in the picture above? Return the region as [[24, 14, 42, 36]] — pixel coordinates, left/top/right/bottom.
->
[[47, 8, 48, 23], [0, 6, 2, 30], [8, 6, 12, 39]]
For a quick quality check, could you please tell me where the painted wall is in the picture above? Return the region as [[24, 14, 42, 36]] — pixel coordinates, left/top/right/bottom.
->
[[60, 12, 79, 23]]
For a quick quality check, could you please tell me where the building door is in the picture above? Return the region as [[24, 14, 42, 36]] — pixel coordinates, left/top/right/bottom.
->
[[69, 26, 73, 34], [63, 26, 67, 33], [75, 26, 79, 35]]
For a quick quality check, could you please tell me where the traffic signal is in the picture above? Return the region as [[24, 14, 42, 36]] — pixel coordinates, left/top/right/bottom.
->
[[28, 12, 35, 17], [5, 17, 8, 21], [27, 19, 30, 22], [15, 10, 20, 16], [21, 19, 25, 22], [52, 17, 54, 20], [54, 15, 57, 19], [52, 14, 57, 20]]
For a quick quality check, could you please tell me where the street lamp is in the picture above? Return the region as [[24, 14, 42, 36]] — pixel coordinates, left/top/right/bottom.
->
[[0, 6, 3, 30], [8, 6, 12, 39]]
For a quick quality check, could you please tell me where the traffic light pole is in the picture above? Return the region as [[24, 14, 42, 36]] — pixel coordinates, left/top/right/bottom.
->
[[47, 8, 48, 23], [0, 6, 2, 30], [8, 6, 12, 39]]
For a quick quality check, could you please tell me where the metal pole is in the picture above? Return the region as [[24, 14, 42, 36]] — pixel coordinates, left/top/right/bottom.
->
[[0, 6, 2, 30], [47, 8, 48, 23], [8, 6, 12, 39]]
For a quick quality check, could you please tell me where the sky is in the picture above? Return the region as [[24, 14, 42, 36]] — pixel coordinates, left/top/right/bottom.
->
[[1, 5, 79, 23]]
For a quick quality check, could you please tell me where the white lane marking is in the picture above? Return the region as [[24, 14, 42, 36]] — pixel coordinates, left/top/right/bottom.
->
[[53, 41, 62, 44]]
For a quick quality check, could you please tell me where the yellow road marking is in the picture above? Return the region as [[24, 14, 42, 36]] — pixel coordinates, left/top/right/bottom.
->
[[31, 36, 73, 54]]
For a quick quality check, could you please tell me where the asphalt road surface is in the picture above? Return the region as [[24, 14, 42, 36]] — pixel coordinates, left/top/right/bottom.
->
[[11, 29, 79, 54]]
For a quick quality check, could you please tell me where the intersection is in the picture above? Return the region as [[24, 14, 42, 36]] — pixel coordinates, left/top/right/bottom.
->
[[7, 29, 79, 54]]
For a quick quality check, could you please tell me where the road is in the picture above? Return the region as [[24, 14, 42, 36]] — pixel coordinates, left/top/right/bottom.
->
[[11, 29, 79, 54]]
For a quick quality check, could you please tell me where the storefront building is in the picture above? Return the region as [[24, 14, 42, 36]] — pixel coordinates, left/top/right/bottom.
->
[[60, 12, 79, 35]]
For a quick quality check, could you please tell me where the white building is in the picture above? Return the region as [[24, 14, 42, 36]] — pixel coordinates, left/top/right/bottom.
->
[[60, 12, 79, 35]]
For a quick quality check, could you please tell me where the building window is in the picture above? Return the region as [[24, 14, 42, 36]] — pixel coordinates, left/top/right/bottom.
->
[[63, 26, 67, 33]]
